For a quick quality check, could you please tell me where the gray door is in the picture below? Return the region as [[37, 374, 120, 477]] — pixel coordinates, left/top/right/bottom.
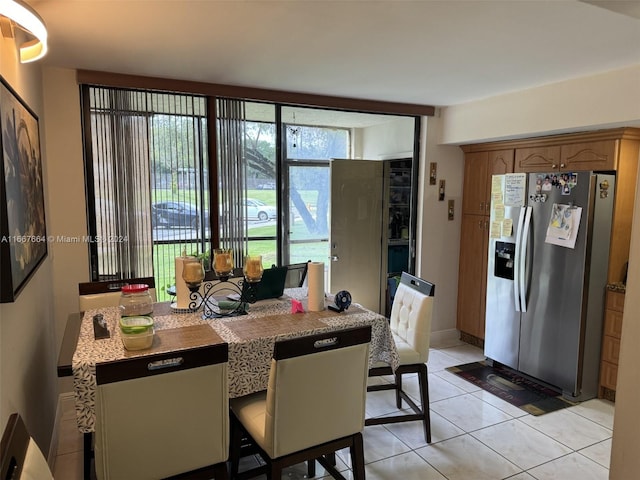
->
[[329, 159, 383, 313]]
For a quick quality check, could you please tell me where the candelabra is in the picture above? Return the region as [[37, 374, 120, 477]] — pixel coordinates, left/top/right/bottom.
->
[[181, 252, 264, 319]]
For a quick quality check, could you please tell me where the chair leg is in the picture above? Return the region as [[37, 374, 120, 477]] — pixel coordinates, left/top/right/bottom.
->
[[229, 415, 243, 478], [350, 432, 365, 480], [83, 432, 92, 480], [417, 363, 431, 443], [395, 371, 403, 408], [213, 462, 229, 480], [366, 364, 432, 444], [269, 462, 283, 480], [307, 458, 316, 478]]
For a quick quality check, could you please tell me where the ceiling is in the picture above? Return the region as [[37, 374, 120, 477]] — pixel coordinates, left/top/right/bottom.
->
[[27, 0, 640, 122]]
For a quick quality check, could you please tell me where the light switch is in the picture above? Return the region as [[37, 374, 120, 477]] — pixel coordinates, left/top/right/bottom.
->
[[448, 200, 455, 221]]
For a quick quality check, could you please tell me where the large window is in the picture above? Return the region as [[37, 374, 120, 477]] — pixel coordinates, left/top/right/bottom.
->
[[83, 86, 210, 299]]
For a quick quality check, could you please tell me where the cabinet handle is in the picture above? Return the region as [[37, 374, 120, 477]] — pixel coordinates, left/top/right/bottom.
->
[[551, 164, 557, 169], [560, 163, 566, 168], [485, 220, 489, 230], [478, 220, 484, 229], [480, 201, 484, 211], [485, 202, 490, 212]]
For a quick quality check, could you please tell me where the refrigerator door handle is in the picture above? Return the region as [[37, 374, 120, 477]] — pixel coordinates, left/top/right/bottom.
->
[[519, 206, 533, 312], [513, 206, 527, 312]]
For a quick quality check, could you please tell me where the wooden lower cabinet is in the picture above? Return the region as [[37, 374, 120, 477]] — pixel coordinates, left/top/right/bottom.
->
[[456, 214, 489, 340], [599, 289, 625, 400]]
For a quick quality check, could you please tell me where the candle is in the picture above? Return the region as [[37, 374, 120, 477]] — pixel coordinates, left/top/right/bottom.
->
[[182, 260, 204, 284], [213, 249, 233, 275], [243, 255, 263, 282]]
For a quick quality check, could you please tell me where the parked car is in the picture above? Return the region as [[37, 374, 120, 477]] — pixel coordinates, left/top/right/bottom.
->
[[152, 201, 208, 229], [246, 198, 277, 221]]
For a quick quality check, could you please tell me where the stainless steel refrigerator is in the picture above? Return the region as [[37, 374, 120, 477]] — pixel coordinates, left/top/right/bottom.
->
[[484, 171, 615, 401]]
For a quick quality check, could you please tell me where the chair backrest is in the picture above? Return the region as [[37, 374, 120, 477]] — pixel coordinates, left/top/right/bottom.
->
[[93, 343, 229, 480], [263, 326, 371, 458], [283, 261, 311, 288], [1, 413, 53, 480], [78, 277, 157, 311], [389, 272, 435, 363]]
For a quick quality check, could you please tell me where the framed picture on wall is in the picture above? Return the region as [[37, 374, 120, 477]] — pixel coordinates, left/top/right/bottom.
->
[[0, 76, 47, 303]]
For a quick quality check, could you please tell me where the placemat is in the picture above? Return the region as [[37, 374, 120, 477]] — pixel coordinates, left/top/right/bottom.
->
[[224, 312, 331, 341], [124, 324, 223, 357]]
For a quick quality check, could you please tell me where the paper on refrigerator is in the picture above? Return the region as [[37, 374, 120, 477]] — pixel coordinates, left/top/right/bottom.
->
[[545, 203, 582, 249]]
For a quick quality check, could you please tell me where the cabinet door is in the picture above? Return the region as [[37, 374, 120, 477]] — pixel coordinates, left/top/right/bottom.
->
[[462, 152, 489, 215], [600, 361, 618, 390], [606, 291, 625, 312], [457, 214, 488, 339], [514, 146, 561, 173], [489, 149, 514, 176], [561, 140, 617, 171], [603, 309, 624, 339]]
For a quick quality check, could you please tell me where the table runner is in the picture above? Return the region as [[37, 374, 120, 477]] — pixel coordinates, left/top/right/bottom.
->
[[71, 288, 398, 433]]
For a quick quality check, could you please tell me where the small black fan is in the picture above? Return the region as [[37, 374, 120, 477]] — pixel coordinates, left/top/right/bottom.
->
[[329, 290, 352, 312]]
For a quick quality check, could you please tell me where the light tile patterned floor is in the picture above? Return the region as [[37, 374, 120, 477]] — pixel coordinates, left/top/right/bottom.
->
[[53, 342, 614, 480]]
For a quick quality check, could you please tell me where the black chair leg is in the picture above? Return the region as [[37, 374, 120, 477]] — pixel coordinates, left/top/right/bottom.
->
[[395, 372, 403, 408], [307, 458, 316, 478], [83, 432, 92, 480], [350, 432, 365, 480], [229, 415, 243, 478], [213, 462, 229, 480], [417, 363, 431, 443]]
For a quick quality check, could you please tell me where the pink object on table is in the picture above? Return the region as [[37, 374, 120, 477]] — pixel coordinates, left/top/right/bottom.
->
[[291, 299, 305, 313]]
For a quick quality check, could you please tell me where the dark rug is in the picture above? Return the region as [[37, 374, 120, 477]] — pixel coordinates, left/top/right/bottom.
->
[[445, 361, 576, 416]]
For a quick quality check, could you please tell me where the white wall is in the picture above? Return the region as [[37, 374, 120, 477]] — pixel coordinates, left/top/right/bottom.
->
[[360, 116, 415, 160], [440, 65, 640, 145], [41, 67, 90, 395], [0, 41, 58, 454], [418, 114, 464, 345]]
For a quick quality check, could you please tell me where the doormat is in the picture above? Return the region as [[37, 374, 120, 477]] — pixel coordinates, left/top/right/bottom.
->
[[445, 361, 576, 416]]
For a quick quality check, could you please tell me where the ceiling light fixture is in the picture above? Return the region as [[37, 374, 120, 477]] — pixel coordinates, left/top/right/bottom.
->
[[0, 0, 47, 63]]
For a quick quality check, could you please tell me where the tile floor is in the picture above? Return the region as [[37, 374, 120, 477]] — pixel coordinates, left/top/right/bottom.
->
[[53, 342, 614, 479]]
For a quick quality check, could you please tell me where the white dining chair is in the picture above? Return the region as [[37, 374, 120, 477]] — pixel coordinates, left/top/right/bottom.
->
[[93, 343, 229, 480], [365, 271, 435, 443], [229, 326, 371, 480], [78, 276, 157, 311], [1, 413, 54, 480]]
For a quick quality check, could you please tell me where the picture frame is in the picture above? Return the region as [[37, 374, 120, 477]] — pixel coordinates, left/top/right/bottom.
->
[[0, 76, 47, 303]]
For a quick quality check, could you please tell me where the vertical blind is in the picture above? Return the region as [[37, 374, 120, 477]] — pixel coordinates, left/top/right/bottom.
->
[[217, 98, 248, 266], [83, 86, 209, 288]]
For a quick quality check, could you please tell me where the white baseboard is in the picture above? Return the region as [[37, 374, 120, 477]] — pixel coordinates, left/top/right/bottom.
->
[[430, 328, 463, 349]]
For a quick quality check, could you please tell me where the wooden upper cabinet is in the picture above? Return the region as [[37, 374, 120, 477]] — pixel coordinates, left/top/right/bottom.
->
[[515, 140, 618, 173], [462, 151, 489, 215], [560, 140, 618, 171], [462, 150, 514, 215], [490, 149, 515, 176], [514, 146, 561, 173]]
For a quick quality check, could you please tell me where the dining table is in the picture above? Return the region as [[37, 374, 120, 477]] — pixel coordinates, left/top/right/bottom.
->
[[64, 287, 399, 435]]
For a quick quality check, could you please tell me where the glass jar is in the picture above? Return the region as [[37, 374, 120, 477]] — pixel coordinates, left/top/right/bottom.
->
[[119, 283, 153, 318]]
